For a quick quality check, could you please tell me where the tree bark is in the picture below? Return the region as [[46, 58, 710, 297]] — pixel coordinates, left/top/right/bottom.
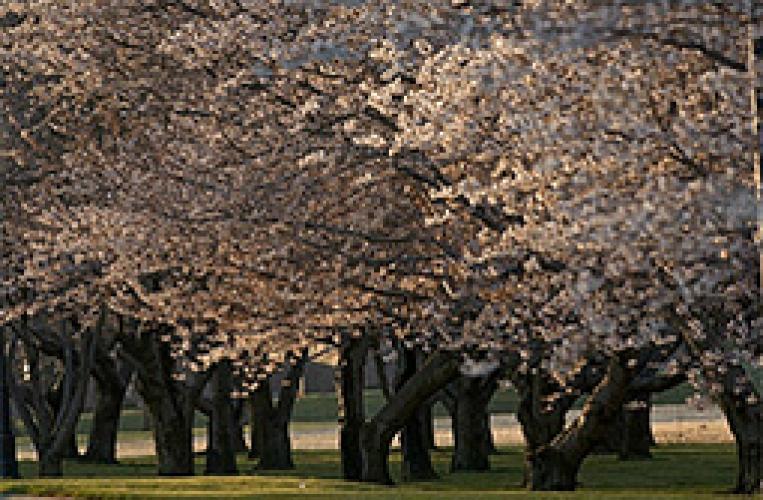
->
[[38, 453, 64, 477], [592, 396, 654, 460], [247, 394, 259, 459], [205, 360, 238, 475], [251, 379, 293, 469], [679, 303, 762, 494], [250, 351, 306, 470], [46, 380, 80, 460], [360, 349, 460, 484], [717, 366, 762, 494], [450, 374, 498, 472], [121, 324, 205, 476], [338, 333, 369, 480], [528, 352, 637, 491], [84, 383, 123, 463], [422, 402, 436, 451], [231, 398, 248, 454], [84, 351, 133, 464], [150, 401, 194, 476], [8, 313, 103, 477], [61, 429, 79, 460], [398, 346, 437, 481], [515, 370, 567, 487]]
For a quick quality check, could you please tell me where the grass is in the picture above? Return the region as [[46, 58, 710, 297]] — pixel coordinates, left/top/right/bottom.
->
[[0, 444, 742, 499]]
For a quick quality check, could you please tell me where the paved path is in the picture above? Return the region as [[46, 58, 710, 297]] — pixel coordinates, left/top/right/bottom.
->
[[15, 404, 732, 460]]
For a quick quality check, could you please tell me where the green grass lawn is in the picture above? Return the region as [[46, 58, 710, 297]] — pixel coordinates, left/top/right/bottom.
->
[[0, 444, 742, 499]]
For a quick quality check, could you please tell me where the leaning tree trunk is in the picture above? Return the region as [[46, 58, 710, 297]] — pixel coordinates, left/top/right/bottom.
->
[[205, 360, 238, 475], [360, 349, 460, 484], [450, 373, 499, 472], [398, 346, 437, 481], [528, 352, 637, 491]]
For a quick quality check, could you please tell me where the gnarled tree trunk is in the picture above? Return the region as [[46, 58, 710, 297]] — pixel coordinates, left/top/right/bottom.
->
[[360, 349, 460, 484], [515, 369, 570, 487], [121, 323, 208, 476], [528, 352, 637, 491]]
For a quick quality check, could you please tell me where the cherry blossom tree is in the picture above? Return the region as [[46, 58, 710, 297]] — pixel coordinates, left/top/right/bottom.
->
[[1, 0, 759, 492]]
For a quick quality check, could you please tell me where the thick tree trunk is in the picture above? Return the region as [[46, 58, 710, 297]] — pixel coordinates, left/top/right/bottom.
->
[[205, 361, 238, 475], [250, 352, 305, 471], [592, 396, 653, 459], [518, 403, 565, 486], [151, 404, 194, 476], [513, 349, 612, 488], [728, 412, 762, 495], [84, 357, 133, 464], [84, 386, 123, 463], [38, 452, 64, 477], [528, 353, 637, 491], [123, 325, 202, 476], [450, 374, 498, 472], [617, 396, 653, 460], [680, 304, 762, 494], [258, 416, 292, 470], [718, 369, 762, 494], [338, 333, 369, 480], [360, 349, 460, 484], [399, 346, 437, 481], [360, 421, 394, 485], [251, 379, 293, 470], [61, 429, 79, 459], [10, 314, 104, 478], [515, 369, 567, 487]]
